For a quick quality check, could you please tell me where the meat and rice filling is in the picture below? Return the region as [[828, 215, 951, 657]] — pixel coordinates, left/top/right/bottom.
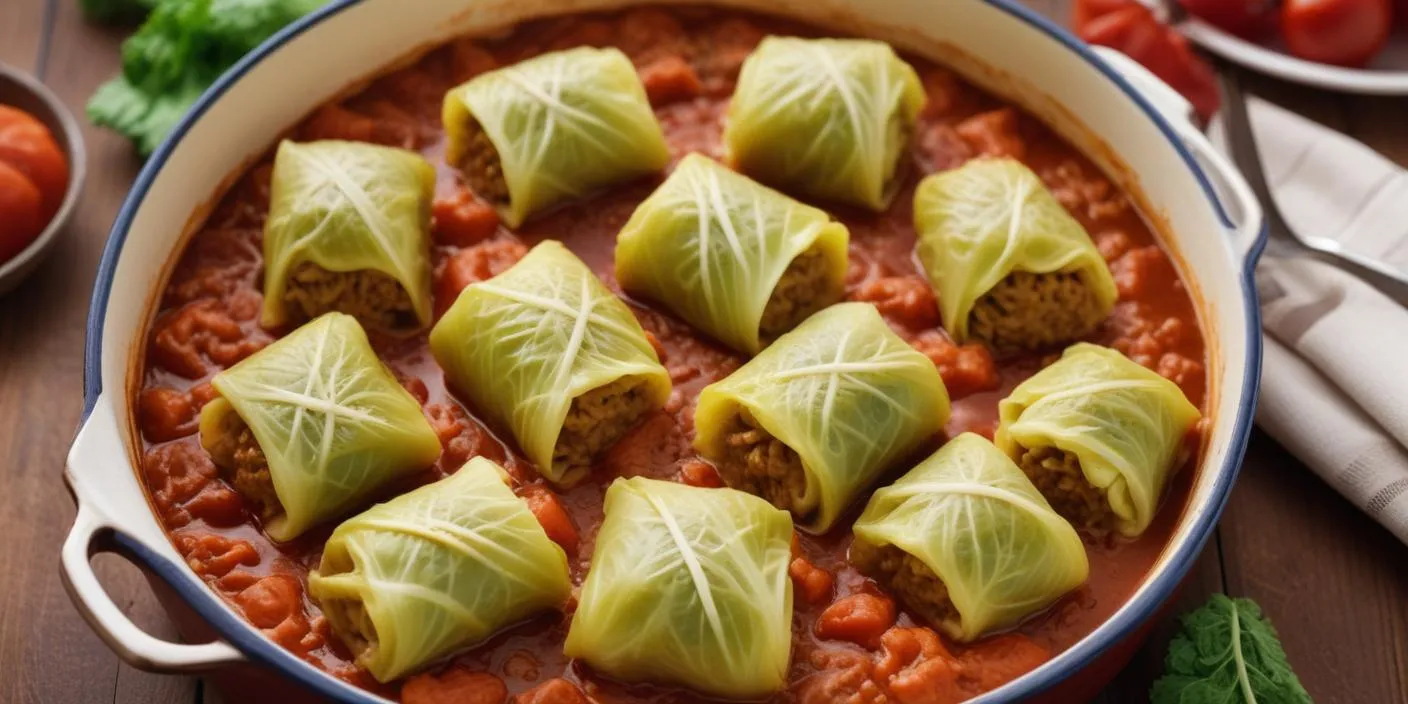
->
[[759, 248, 836, 342], [968, 270, 1104, 353], [314, 557, 379, 661], [553, 376, 655, 471], [1018, 444, 1116, 536], [714, 408, 809, 517], [283, 261, 417, 332], [203, 408, 283, 522], [458, 119, 510, 206], [850, 540, 960, 633]]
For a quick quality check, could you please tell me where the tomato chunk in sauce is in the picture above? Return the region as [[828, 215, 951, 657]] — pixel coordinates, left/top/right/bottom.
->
[[133, 7, 1206, 703]]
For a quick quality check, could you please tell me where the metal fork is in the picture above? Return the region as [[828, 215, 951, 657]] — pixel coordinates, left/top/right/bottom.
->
[[1217, 64, 1408, 303]]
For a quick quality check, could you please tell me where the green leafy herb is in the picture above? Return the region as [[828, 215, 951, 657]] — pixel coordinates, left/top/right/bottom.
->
[[87, 0, 324, 155], [1151, 595, 1313, 704], [80, 0, 160, 24]]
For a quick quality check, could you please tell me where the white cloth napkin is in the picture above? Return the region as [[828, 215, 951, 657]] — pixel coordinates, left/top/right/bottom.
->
[[1216, 98, 1408, 545]]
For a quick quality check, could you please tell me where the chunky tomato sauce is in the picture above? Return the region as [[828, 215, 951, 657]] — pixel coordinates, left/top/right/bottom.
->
[[134, 7, 1207, 704]]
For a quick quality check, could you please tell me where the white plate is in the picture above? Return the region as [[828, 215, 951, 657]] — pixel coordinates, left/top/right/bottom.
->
[[1179, 17, 1408, 95]]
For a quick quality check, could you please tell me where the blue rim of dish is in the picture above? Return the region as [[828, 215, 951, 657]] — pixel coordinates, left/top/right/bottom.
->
[[79, 1, 1267, 702]]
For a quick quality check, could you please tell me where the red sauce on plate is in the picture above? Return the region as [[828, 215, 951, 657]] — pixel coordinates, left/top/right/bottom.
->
[[133, 7, 1207, 703]]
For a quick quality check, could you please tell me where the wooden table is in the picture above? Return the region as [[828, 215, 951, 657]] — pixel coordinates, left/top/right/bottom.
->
[[1, 2, 1405, 703]]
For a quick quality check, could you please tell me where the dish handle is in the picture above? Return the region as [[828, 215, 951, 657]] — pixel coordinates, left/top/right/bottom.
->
[[61, 400, 247, 672], [1092, 46, 1267, 264]]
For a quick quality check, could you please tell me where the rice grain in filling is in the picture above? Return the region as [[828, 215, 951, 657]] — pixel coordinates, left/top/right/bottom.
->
[[1018, 444, 1115, 536], [759, 248, 836, 343], [714, 408, 809, 518], [203, 408, 283, 522], [553, 376, 655, 472], [850, 540, 959, 635], [968, 270, 1104, 352], [283, 261, 417, 332], [458, 119, 510, 206]]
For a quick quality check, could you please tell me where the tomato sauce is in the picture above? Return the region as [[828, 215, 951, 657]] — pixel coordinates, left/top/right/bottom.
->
[[133, 7, 1208, 703]]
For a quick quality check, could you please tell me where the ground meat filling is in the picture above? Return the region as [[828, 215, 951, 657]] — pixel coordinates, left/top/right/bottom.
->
[[283, 261, 417, 331], [715, 408, 809, 517], [851, 540, 960, 634], [553, 376, 654, 471], [204, 409, 283, 522], [1018, 444, 1116, 535], [316, 562, 378, 662], [759, 248, 836, 343], [458, 119, 510, 206], [967, 270, 1104, 353]]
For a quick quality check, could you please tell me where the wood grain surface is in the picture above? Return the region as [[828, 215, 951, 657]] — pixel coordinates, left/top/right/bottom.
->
[[0, 1, 1404, 703]]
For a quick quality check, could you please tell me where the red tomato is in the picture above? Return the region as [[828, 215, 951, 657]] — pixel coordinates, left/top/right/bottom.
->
[[0, 160, 45, 262], [0, 118, 69, 220], [1073, 0, 1138, 28], [1078, 4, 1223, 120], [0, 105, 44, 131], [1282, 0, 1393, 67], [1179, 0, 1279, 37]]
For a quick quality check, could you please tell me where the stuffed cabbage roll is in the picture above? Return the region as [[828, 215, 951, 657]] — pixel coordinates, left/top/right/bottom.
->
[[430, 240, 670, 486], [615, 154, 849, 354], [443, 46, 670, 227], [694, 302, 950, 532], [914, 158, 1118, 352], [995, 343, 1202, 537], [723, 37, 924, 211], [308, 457, 572, 683], [851, 433, 1088, 642], [261, 140, 435, 333], [564, 477, 793, 698], [198, 313, 441, 541]]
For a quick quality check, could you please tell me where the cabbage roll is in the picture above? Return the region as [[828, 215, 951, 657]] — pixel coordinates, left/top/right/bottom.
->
[[851, 433, 1088, 642], [995, 343, 1201, 537], [198, 313, 441, 541], [723, 37, 924, 211], [308, 457, 572, 683], [694, 302, 949, 532], [564, 477, 793, 698], [914, 158, 1117, 351], [615, 154, 849, 354], [429, 240, 670, 486], [443, 46, 670, 227], [261, 140, 435, 333]]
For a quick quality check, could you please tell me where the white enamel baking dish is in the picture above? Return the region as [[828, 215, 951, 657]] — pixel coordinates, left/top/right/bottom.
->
[[61, 0, 1267, 701]]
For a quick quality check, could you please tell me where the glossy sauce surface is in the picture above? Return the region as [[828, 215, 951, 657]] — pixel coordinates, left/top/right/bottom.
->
[[134, 7, 1207, 703]]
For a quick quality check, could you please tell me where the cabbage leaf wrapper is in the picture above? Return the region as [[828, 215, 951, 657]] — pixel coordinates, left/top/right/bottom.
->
[[852, 433, 1088, 642], [694, 303, 950, 532], [563, 477, 793, 698], [914, 158, 1117, 343], [615, 154, 849, 355], [261, 140, 435, 332], [443, 46, 670, 227], [198, 313, 440, 541], [724, 37, 924, 211], [308, 457, 572, 683], [996, 343, 1202, 537], [429, 240, 670, 486]]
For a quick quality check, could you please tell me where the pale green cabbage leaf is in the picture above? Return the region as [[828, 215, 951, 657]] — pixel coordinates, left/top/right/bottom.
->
[[615, 154, 849, 355], [563, 477, 794, 699], [996, 343, 1202, 537], [443, 46, 670, 227], [695, 302, 950, 532], [261, 140, 436, 331], [429, 241, 670, 485], [724, 36, 924, 211], [853, 432, 1088, 642], [913, 158, 1118, 343], [200, 312, 441, 541], [308, 457, 572, 683]]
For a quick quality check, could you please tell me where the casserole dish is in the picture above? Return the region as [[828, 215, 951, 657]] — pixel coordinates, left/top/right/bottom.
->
[[62, 0, 1267, 702]]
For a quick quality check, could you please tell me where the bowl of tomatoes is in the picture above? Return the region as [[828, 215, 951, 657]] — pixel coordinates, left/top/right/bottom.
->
[[0, 62, 84, 295], [1175, 0, 1408, 93]]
